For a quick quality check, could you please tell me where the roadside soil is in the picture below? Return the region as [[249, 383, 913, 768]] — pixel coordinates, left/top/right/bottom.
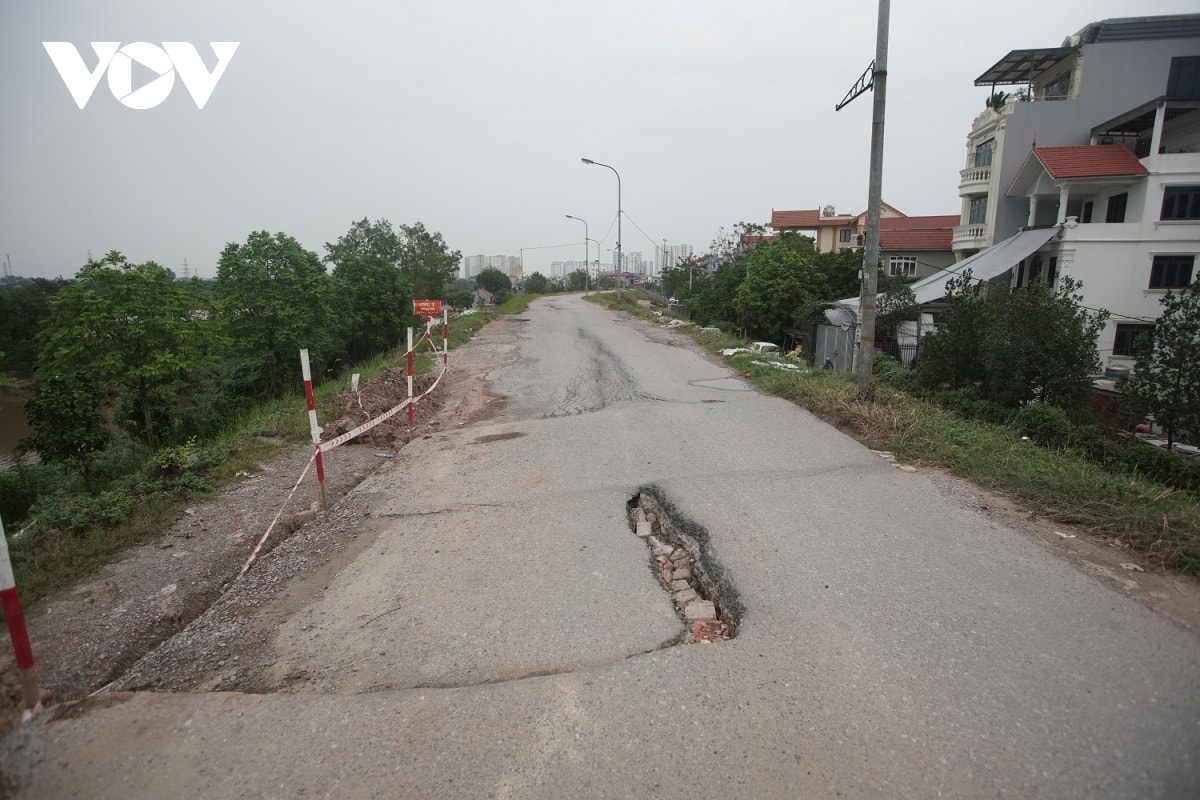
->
[[2, 313, 1198, 738]]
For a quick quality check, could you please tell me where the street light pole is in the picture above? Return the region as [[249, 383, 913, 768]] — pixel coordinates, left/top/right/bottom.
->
[[565, 214, 589, 295], [581, 157, 621, 276]]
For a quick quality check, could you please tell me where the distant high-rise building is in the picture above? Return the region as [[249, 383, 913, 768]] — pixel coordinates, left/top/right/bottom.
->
[[462, 254, 519, 279], [655, 243, 694, 275]]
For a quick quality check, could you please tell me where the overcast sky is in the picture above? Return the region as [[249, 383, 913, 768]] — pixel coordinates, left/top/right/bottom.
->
[[2, 0, 1196, 281]]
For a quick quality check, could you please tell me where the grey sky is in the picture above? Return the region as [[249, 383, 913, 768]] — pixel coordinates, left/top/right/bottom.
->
[[2, 0, 1196, 281]]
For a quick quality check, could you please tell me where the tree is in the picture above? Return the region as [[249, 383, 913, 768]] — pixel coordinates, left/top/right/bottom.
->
[[981, 277, 1108, 409], [1125, 280, 1200, 449], [325, 219, 415, 362], [476, 267, 512, 294], [214, 231, 335, 399], [733, 234, 825, 342], [0, 277, 69, 376], [919, 275, 1108, 411], [565, 269, 589, 292], [689, 260, 744, 328], [815, 248, 864, 302], [36, 252, 208, 450], [662, 255, 708, 301], [524, 272, 550, 294], [444, 290, 475, 310], [20, 373, 110, 491], [398, 222, 461, 300]]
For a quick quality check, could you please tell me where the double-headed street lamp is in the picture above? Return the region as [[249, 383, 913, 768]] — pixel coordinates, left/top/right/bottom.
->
[[565, 214, 590, 295], [581, 157, 621, 275]]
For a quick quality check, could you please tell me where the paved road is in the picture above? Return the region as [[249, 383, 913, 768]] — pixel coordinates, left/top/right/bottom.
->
[[4, 295, 1198, 799]]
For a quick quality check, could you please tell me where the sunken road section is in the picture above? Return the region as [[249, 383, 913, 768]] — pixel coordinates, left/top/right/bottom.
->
[[628, 486, 744, 644]]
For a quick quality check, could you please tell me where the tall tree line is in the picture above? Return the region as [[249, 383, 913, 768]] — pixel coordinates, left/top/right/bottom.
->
[[12, 219, 459, 459]]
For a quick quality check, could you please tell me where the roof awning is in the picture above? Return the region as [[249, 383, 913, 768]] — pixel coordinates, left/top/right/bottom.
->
[[974, 47, 1076, 86], [906, 226, 1061, 304], [834, 226, 1062, 313]]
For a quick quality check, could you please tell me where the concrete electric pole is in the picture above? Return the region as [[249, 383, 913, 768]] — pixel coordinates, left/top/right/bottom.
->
[[836, 0, 890, 391]]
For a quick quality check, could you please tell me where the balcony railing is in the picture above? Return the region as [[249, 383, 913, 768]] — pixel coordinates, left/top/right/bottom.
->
[[959, 165, 991, 196], [952, 223, 989, 247]]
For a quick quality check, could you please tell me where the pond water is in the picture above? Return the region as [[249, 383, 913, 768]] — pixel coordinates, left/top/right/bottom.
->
[[0, 390, 31, 470]]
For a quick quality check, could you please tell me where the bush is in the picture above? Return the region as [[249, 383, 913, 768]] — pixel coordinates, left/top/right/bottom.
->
[[1014, 403, 1071, 447], [0, 463, 76, 525], [935, 386, 1015, 426], [133, 439, 215, 497], [32, 489, 138, 536], [1068, 426, 1200, 494], [873, 354, 919, 395]]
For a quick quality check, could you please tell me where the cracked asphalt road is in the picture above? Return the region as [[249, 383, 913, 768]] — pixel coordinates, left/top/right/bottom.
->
[[2, 295, 1198, 799]]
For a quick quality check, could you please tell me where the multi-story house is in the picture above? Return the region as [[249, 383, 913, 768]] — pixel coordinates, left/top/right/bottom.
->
[[770, 203, 906, 253], [879, 215, 959, 281], [909, 13, 1200, 371], [770, 205, 956, 277]]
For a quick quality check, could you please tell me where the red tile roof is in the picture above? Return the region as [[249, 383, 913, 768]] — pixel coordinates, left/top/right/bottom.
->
[[880, 228, 953, 251], [1032, 145, 1148, 178], [741, 234, 779, 244], [880, 214, 959, 230], [770, 209, 854, 229]]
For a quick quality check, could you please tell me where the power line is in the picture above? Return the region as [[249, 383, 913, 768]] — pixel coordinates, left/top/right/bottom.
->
[[620, 210, 661, 251]]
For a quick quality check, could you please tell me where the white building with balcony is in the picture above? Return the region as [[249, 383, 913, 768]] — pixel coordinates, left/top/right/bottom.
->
[[954, 15, 1200, 259], [933, 14, 1200, 370]]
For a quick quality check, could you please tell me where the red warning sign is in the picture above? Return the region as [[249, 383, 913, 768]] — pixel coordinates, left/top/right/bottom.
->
[[413, 299, 443, 317]]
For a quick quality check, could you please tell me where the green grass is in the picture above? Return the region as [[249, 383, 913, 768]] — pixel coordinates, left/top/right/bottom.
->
[[7, 310, 504, 608]]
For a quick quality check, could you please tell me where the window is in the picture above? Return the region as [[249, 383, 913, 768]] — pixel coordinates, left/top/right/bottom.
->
[[888, 256, 917, 277], [1081, 201, 1093, 224], [1167, 56, 1200, 100], [973, 139, 994, 168], [1113, 324, 1155, 357], [968, 196, 988, 225], [1149, 255, 1195, 289], [1043, 71, 1071, 100], [1046, 257, 1058, 286], [1105, 193, 1127, 223], [1161, 186, 1200, 220], [1028, 254, 1043, 284], [838, 229, 851, 243]]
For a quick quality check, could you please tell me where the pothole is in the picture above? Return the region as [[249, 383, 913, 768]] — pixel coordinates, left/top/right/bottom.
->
[[627, 486, 743, 644]]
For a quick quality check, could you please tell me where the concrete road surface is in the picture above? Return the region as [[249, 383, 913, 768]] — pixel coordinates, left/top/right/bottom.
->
[[3, 295, 1198, 799]]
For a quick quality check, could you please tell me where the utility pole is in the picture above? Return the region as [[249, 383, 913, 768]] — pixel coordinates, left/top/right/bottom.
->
[[836, 0, 890, 391]]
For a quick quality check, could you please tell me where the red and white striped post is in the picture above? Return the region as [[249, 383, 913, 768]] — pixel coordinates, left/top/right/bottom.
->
[[0, 514, 41, 720], [406, 327, 415, 429], [442, 308, 449, 368], [299, 349, 329, 511]]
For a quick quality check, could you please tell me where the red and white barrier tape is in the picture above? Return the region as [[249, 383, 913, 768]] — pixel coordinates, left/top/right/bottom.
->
[[236, 451, 317, 580], [318, 345, 448, 454], [236, 332, 451, 580]]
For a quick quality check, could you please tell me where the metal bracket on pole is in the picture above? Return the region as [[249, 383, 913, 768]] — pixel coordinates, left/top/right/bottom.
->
[[836, 60, 875, 111]]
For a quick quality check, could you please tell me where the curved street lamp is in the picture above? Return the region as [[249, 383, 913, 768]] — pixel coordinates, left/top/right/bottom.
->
[[565, 214, 590, 295], [581, 157, 621, 276]]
